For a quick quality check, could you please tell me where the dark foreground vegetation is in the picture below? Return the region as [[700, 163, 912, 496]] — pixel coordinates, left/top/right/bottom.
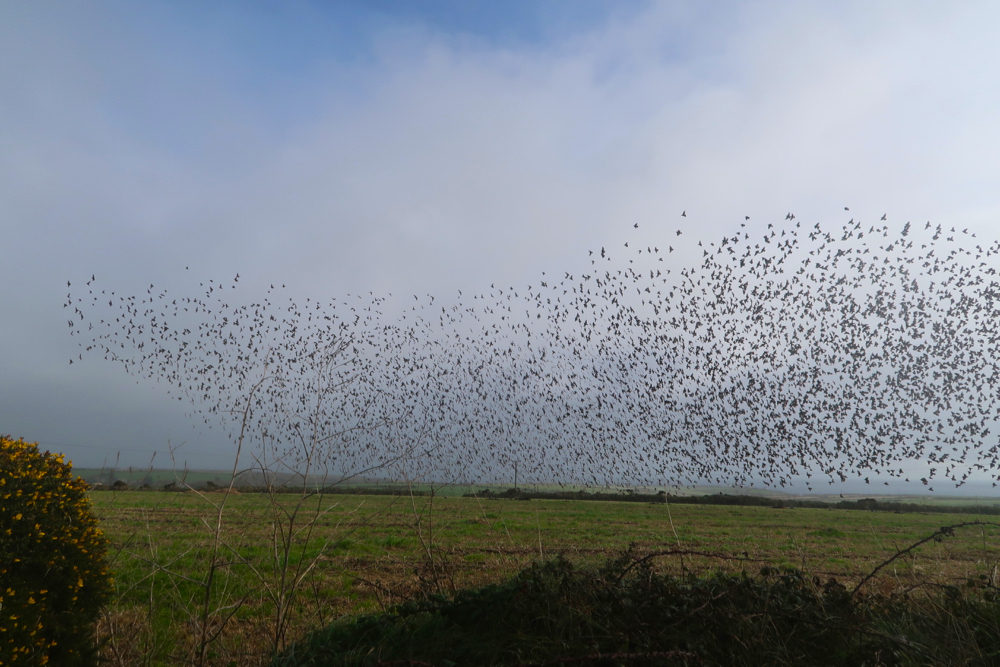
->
[[275, 551, 1000, 667]]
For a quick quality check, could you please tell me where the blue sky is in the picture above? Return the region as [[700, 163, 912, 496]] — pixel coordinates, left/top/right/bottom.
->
[[3, 1, 1000, 492]]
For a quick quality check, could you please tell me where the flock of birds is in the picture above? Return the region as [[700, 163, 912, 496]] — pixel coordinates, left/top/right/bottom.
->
[[67, 211, 1000, 490]]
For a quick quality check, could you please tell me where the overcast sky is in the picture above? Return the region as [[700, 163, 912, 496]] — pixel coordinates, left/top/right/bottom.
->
[[3, 1, 1000, 486]]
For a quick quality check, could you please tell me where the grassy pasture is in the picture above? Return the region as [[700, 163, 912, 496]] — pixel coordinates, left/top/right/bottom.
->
[[91, 490, 1000, 665]]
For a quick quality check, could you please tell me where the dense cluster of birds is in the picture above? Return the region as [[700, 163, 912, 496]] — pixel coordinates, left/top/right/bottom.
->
[[67, 211, 1000, 490]]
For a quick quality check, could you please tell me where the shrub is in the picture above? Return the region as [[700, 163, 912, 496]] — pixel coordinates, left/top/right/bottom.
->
[[275, 552, 1000, 666], [0, 435, 111, 665]]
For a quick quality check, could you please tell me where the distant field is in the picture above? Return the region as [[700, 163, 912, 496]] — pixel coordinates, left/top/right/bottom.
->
[[89, 488, 1000, 665], [75, 467, 236, 488], [72, 467, 1000, 505]]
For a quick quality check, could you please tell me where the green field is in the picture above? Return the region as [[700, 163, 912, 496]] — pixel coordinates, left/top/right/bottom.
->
[[91, 489, 1000, 665]]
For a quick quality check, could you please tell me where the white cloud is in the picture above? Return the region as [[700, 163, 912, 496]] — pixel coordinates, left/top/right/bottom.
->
[[3, 1, 1000, 472]]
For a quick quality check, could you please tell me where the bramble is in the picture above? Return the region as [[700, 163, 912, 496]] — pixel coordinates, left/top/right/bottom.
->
[[0, 435, 111, 665]]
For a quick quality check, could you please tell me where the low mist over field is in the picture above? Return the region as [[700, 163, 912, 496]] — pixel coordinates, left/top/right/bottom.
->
[[4, 2, 1000, 495]]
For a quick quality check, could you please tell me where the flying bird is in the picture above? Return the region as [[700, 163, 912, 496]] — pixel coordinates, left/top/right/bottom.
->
[[66, 208, 1000, 492]]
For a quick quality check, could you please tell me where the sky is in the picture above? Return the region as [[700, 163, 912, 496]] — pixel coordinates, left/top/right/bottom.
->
[[3, 1, 1000, 492]]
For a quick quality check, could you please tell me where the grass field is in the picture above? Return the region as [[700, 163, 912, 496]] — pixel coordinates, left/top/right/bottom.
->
[[91, 489, 1000, 665]]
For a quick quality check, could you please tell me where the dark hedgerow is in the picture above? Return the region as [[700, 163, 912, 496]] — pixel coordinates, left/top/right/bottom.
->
[[274, 552, 1000, 666], [0, 435, 112, 665]]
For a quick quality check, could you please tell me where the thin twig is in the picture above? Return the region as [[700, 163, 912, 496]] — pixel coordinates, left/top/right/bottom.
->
[[615, 549, 771, 583], [851, 520, 1000, 598]]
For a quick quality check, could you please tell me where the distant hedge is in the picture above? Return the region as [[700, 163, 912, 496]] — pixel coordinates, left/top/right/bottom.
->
[[466, 488, 1000, 516]]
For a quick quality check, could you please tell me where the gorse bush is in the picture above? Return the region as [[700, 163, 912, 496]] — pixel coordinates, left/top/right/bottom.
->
[[0, 435, 111, 665]]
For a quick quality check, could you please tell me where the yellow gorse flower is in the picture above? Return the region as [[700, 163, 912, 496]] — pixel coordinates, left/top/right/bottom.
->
[[1, 435, 111, 663]]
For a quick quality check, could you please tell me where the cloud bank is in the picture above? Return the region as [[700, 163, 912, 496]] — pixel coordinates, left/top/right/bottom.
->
[[3, 1, 999, 482]]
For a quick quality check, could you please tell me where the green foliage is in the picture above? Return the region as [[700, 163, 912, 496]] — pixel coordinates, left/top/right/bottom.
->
[[0, 435, 112, 665], [875, 584, 1000, 664], [274, 552, 1000, 666]]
